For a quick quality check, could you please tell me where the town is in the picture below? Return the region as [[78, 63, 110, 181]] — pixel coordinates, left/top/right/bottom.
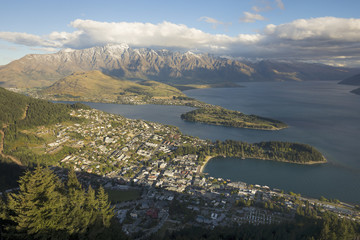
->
[[30, 108, 360, 238]]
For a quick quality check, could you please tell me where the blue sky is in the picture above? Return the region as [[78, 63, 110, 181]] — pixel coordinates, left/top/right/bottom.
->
[[1, 0, 360, 66]]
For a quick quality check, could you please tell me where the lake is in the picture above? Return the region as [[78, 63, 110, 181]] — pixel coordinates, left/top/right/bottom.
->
[[83, 81, 360, 204]]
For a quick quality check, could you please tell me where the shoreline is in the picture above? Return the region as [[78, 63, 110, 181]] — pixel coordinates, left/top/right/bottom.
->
[[182, 119, 287, 131], [199, 156, 213, 173], [199, 155, 327, 173]]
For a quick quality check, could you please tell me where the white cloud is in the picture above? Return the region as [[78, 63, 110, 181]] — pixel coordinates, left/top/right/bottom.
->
[[0, 32, 60, 47], [30, 47, 59, 52], [264, 17, 360, 41], [58, 19, 260, 52], [1, 17, 360, 66], [251, 2, 273, 12], [275, 0, 285, 10], [239, 12, 266, 23], [199, 16, 231, 29]]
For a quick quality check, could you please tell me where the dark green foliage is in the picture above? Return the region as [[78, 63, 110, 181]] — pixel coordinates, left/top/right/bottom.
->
[[16, 100, 84, 129], [172, 96, 195, 101], [175, 139, 325, 163], [0, 166, 118, 239], [0, 87, 86, 128], [255, 141, 325, 163], [181, 107, 287, 130], [0, 88, 28, 125], [6, 166, 67, 239]]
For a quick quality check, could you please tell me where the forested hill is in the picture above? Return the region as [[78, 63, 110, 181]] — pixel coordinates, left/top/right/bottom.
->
[[0, 87, 89, 128], [175, 140, 326, 164], [0, 87, 90, 169]]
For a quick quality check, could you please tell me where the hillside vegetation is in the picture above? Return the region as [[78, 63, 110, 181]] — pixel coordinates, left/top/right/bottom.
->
[[181, 107, 287, 130], [176, 140, 326, 164], [0, 87, 89, 166], [40, 70, 186, 103]]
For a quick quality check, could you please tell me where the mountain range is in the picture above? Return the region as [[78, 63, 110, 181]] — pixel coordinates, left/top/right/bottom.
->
[[0, 44, 358, 88]]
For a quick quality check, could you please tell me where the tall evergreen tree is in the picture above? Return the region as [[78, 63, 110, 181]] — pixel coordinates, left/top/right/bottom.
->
[[2, 166, 117, 239], [96, 186, 114, 228], [65, 169, 88, 236], [6, 166, 67, 239]]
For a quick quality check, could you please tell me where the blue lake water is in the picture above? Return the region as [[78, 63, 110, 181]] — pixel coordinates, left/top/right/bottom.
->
[[83, 81, 360, 204]]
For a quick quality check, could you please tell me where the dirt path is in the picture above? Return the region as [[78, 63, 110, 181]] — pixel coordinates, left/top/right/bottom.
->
[[20, 105, 29, 120]]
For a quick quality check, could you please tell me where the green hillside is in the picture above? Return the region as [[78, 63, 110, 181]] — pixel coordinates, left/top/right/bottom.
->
[[0, 87, 89, 166], [40, 70, 186, 103]]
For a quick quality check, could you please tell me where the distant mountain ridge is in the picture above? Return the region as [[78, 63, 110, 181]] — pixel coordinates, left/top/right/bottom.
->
[[0, 44, 358, 88], [339, 73, 360, 95], [339, 73, 360, 86]]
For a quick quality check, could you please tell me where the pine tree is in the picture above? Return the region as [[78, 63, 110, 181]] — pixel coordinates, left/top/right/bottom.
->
[[96, 186, 114, 228], [6, 166, 67, 239], [85, 185, 98, 226], [65, 169, 88, 235]]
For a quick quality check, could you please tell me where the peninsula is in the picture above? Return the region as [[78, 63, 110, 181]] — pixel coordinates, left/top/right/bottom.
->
[[181, 106, 288, 130]]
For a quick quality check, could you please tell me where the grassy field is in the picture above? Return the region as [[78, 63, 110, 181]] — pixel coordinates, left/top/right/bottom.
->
[[106, 188, 141, 203]]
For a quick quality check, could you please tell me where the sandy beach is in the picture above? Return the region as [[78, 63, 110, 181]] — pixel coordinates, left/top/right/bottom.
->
[[199, 156, 213, 173]]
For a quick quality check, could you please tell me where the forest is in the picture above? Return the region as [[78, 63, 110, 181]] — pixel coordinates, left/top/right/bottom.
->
[[0, 87, 89, 128], [175, 140, 326, 164], [181, 106, 288, 130]]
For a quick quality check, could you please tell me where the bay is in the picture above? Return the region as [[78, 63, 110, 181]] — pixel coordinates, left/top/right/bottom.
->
[[83, 81, 360, 204]]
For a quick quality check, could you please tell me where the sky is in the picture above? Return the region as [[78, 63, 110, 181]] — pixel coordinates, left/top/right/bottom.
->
[[1, 0, 360, 67]]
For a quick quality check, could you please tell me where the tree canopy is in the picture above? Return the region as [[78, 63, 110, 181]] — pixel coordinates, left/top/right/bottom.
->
[[0, 166, 118, 240]]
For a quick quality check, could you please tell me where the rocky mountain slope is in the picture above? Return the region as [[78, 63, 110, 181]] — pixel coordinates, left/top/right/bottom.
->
[[0, 44, 358, 88]]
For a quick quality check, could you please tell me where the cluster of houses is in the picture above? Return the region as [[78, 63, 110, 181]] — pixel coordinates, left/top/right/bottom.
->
[[31, 108, 360, 237]]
